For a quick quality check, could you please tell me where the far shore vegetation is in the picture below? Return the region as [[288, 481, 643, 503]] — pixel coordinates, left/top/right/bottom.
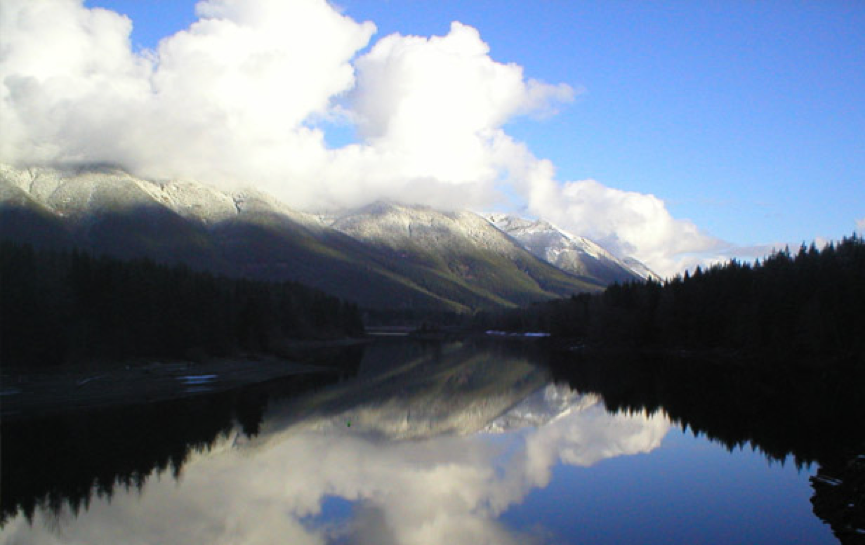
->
[[3, 234, 863, 370], [476, 234, 865, 366], [0, 241, 364, 369]]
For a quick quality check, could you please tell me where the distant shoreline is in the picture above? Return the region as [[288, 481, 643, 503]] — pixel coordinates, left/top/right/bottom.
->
[[1, 338, 368, 422]]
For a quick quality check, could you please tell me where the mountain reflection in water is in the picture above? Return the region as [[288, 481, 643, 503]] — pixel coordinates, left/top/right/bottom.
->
[[1, 340, 854, 544]]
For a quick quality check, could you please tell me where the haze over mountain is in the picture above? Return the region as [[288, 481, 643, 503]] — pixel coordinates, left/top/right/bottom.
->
[[0, 164, 644, 312]]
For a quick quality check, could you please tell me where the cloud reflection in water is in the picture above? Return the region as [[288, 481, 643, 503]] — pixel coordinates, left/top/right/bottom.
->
[[1, 382, 669, 545]]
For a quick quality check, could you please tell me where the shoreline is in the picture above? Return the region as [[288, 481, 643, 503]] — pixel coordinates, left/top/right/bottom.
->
[[1, 339, 368, 422]]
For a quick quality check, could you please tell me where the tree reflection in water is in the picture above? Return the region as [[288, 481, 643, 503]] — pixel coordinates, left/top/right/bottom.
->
[[0, 372, 342, 525], [547, 349, 865, 543]]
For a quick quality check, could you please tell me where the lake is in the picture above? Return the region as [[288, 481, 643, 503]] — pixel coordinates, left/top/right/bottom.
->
[[1, 339, 860, 544]]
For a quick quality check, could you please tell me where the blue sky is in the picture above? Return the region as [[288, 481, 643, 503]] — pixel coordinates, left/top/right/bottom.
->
[[348, 0, 865, 248], [86, 0, 864, 249], [5, 0, 861, 273]]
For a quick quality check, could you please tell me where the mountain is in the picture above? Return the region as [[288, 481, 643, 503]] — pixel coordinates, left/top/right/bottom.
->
[[0, 165, 450, 310], [0, 175, 73, 250], [0, 164, 611, 312], [328, 202, 605, 310], [620, 257, 659, 281], [0, 163, 231, 270], [487, 214, 657, 282]]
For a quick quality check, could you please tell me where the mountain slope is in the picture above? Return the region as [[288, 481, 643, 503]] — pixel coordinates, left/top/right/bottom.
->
[[488, 214, 656, 282], [1, 165, 606, 311], [0, 178, 74, 250], [0, 165, 458, 310], [330, 202, 605, 309], [207, 192, 461, 310], [1, 164, 228, 269]]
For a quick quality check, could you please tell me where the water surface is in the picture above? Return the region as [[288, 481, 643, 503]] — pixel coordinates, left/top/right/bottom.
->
[[1, 340, 854, 544]]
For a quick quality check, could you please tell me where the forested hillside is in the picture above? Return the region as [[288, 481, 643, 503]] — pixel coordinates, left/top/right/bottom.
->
[[0, 242, 364, 368], [478, 235, 865, 363]]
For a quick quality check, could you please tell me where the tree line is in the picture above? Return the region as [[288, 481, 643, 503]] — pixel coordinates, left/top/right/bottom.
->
[[476, 234, 865, 364], [0, 241, 365, 368]]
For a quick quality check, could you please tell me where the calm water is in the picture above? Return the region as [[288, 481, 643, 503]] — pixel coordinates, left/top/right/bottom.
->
[[1, 339, 858, 544]]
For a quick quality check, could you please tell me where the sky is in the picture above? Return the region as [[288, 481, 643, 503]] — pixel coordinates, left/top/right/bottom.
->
[[1, 0, 863, 276]]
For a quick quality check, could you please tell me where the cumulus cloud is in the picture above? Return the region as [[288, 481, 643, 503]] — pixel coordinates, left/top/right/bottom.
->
[[0, 0, 154, 163], [857, 217, 865, 234], [0, 1, 570, 209], [524, 175, 726, 276], [321, 21, 575, 210], [0, 0, 720, 274], [1, 0, 375, 202]]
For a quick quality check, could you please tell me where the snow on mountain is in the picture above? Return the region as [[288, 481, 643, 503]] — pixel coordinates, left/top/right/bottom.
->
[[0, 163, 327, 229], [488, 214, 614, 260], [487, 213, 656, 282], [327, 200, 605, 306], [1, 164, 638, 308], [2, 164, 157, 219], [330, 201, 524, 257], [140, 179, 239, 225], [621, 257, 660, 281]]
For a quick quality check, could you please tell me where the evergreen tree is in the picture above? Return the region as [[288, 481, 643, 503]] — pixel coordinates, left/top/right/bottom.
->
[[478, 235, 865, 365], [0, 242, 365, 368]]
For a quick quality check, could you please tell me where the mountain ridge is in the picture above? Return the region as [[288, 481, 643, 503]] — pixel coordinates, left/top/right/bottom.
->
[[326, 200, 607, 309], [1, 164, 641, 312], [487, 213, 656, 282]]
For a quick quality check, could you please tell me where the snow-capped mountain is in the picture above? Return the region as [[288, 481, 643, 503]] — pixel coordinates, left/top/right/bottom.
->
[[0, 163, 323, 229], [1, 164, 628, 311], [331, 201, 524, 258], [1, 164, 659, 311], [326, 201, 606, 308], [487, 214, 657, 282], [621, 257, 659, 281]]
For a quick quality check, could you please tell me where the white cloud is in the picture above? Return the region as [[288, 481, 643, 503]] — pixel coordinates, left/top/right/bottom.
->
[[351, 22, 573, 144], [518, 169, 724, 276], [856, 217, 865, 234], [319, 21, 575, 210], [0, 0, 376, 202], [0, 0, 722, 274], [0, 0, 154, 164]]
